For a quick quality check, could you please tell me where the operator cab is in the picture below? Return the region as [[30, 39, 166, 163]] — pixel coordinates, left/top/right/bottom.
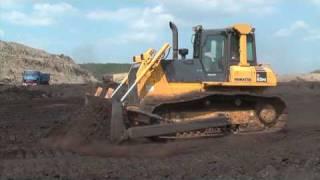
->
[[192, 25, 257, 81], [162, 22, 259, 83]]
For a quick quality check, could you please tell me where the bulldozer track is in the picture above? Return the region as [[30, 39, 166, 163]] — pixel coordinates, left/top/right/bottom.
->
[[160, 127, 230, 139], [158, 117, 287, 140], [132, 92, 288, 140]]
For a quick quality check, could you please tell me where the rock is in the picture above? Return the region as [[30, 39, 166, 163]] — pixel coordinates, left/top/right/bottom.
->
[[258, 165, 278, 179]]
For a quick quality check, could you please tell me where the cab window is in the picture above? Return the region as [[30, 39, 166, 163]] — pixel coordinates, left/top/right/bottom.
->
[[231, 34, 240, 64], [231, 34, 256, 65], [202, 34, 225, 73]]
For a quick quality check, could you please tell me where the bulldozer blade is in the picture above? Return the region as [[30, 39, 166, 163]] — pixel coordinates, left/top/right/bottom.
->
[[110, 99, 127, 143], [126, 116, 230, 139]]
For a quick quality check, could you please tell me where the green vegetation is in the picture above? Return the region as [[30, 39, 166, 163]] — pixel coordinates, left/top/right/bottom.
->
[[80, 63, 131, 80], [312, 70, 320, 74]]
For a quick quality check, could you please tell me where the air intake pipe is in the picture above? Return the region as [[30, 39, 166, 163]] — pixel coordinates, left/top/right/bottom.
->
[[169, 21, 178, 59]]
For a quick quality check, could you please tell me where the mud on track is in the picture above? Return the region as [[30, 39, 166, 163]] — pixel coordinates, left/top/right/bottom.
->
[[0, 82, 320, 179]]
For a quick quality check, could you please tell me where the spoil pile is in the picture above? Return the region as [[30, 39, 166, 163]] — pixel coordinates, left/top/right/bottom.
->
[[0, 86, 47, 101], [0, 84, 86, 151], [44, 96, 113, 150]]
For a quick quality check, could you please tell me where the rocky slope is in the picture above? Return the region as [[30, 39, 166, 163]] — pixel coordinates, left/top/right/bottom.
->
[[0, 40, 97, 84]]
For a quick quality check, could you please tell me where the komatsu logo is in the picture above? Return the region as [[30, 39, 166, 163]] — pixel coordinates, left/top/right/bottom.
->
[[234, 78, 251, 82]]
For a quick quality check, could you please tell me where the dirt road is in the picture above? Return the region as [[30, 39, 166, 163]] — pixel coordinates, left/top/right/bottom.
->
[[0, 82, 320, 179]]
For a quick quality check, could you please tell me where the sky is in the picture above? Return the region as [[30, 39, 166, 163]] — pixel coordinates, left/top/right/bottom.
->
[[1, 0, 320, 74]]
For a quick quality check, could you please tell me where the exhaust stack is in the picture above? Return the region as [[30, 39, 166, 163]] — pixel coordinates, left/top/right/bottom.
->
[[169, 21, 178, 59]]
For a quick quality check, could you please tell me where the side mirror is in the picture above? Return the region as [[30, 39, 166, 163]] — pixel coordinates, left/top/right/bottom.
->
[[179, 48, 189, 59]]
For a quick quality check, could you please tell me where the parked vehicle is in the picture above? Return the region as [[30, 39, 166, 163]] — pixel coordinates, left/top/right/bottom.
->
[[39, 73, 50, 85], [22, 70, 50, 85]]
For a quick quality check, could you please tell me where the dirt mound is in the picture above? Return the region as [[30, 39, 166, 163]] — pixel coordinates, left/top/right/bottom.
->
[[0, 98, 82, 148], [0, 40, 97, 84], [279, 72, 320, 82], [0, 86, 47, 101], [44, 96, 112, 150], [0, 84, 95, 102]]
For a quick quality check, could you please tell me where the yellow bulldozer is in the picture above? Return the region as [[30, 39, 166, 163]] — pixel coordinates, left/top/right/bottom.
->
[[94, 22, 287, 143]]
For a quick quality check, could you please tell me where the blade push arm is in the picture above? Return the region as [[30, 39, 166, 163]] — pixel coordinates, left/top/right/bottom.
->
[[120, 43, 170, 102]]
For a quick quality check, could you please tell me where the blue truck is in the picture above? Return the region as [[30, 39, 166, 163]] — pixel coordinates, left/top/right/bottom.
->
[[22, 70, 50, 86]]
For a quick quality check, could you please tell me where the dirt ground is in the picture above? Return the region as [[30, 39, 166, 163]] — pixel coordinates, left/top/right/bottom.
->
[[0, 82, 320, 179]]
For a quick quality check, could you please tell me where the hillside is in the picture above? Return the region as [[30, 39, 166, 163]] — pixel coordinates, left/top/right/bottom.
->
[[80, 63, 131, 80], [0, 40, 97, 84]]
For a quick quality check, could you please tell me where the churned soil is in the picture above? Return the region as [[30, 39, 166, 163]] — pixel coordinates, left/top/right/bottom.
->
[[0, 82, 320, 179]]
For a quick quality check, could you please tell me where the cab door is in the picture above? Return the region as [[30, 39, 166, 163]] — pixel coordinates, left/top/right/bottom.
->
[[200, 31, 227, 82]]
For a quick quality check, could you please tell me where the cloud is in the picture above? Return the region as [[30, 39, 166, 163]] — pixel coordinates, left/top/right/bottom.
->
[[87, 5, 173, 28], [160, 0, 279, 14], [311, 0, 320, 6], [87, 8, 138, 21], [0, 0, 26, 10], [33, 2, 75, 16], [274, 20, 320, 41], [87, 5, 174, 44], [2, 11, 54, 26], [274, 20, 309, 37], [157, 0, 280, 24], [87, 0, 280, 45], [0, 2, 76, 26]]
